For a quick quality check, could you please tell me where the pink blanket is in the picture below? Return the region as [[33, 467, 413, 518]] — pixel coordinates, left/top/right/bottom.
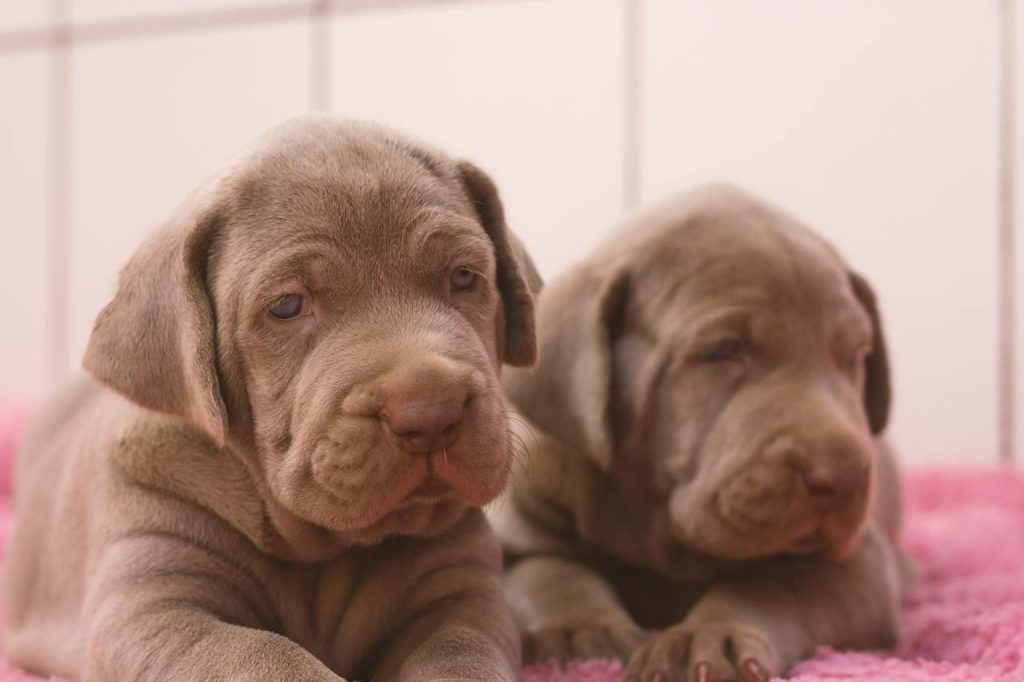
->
[[0, 405, 1021, 681]]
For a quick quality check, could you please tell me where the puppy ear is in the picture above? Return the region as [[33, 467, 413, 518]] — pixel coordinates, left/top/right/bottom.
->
[[83, 205, 228, 447], [505, 265, 629, 471], [848, 270, 891, 434], [457, 160, 539, 366]]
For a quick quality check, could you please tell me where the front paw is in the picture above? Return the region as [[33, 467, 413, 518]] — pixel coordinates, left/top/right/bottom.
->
[[626, 621, 780, 682], [523, 616, 646, 665]]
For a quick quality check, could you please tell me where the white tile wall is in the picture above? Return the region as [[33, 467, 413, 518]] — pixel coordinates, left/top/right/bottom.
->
[[72, 0, 301, 24], [1016, 0, 1024, 464], [0, 53, 50, 400], [642, 0, 1000, 466], [0, 1, 48, 32], [0, 0, 1016, 464], [69, 23, 311, 373], [330, 0, 625, 280]]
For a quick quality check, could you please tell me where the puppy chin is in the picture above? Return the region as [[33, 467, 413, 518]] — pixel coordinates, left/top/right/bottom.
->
[[821, 518, 869, 561], [780, 512, 868, 560], [343, 498, 469, 544]]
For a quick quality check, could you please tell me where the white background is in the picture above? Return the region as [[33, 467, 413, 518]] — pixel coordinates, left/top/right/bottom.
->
[[0, 0, 1019, 466]]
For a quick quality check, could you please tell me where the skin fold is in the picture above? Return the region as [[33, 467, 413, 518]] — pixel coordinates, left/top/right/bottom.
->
[[3, 115, 540, 682], [489, 184, 912, 682]]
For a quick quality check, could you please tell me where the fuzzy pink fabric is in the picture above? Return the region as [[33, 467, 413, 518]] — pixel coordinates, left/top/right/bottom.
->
[[0, 405, 1020, 681]]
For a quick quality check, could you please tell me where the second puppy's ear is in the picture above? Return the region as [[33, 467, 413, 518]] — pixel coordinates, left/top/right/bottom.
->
[[848, 270, 892, 434], [457, 160, 540, 366], [505, 264, 629, 472]]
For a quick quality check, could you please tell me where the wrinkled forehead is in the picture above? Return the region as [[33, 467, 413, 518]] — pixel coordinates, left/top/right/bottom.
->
[[234, 133, 471, 231], [213, 138, 484, 277], [634, 216, 868, 335]]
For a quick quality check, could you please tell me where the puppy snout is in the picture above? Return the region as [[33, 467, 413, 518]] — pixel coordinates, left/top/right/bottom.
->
[[786, 436, 868, 512], [386, 401, 463, 454], [380, 358, 469, 455]]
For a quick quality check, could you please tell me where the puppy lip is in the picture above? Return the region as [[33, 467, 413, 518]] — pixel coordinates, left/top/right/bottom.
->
[[785, 518, 864, 559], [784, 530, 825, 555], [404, 475, 452, 503], [825, 540, 859, 561], [343, 498, 467, 545], [413, 476, 451, 497]]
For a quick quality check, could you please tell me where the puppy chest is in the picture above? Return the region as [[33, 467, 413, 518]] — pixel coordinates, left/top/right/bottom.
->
[[270, 553, 412, 671]]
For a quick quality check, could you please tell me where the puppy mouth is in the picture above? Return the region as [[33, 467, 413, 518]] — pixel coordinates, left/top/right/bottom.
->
[[785, 528, 827, 555], [402, 475, 453, 505], [341, 497, 466, 545], [784, 517, 864, 560], [332, 475, 463, 543]]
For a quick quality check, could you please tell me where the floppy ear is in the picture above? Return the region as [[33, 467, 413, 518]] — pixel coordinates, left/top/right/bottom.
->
[[83, 205, 228, 447], [848, 270, 891, 434], [457, 160, 539, 366], [505, 265, 629, 471]]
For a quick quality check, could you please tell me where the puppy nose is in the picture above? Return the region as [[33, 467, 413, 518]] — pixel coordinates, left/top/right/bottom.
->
[[790, 437, 867, 512], [380, 358, 468, 455]]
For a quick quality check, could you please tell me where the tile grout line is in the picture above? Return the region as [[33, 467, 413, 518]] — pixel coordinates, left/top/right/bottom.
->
[[332, 0, 521, 13], [311, 0, 331, 111], [999, 0, 1018, 465], [622, 0, 643, 211], [0, 0, 525, 56], [45, 0, 71, 388], [0, 3, 309, 55]]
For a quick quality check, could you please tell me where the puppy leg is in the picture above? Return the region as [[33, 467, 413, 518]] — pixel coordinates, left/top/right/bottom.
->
[[85, 581, 344, 682], [82, 534, 344, 682], [627, 529, 901, 682], [370, 564, 519, 682], [506, 556, 645, 665]]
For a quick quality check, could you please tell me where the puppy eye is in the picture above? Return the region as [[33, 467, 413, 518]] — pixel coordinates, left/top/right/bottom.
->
[[450, 267, 477, 292], [701, 338, 742, 362], [268, 294, 307, 320]]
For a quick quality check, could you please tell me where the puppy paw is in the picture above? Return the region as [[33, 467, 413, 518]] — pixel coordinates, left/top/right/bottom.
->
[[626, 621, 780, 682], [523, 617, 646, 665]]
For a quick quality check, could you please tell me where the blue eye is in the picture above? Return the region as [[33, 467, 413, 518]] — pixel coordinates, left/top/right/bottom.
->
[[269, 294, 306, 320], [450, 267, 476, 291], [701, 338, 742, 362]]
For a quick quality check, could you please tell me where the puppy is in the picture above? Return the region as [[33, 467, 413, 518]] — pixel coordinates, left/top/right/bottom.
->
[[3, 115, 538, 681], [490, 185, 909, 682]]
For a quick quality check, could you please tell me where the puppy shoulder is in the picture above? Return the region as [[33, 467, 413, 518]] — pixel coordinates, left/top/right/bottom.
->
[[98, 401, 266, 544], [107, 405, 223, 484]]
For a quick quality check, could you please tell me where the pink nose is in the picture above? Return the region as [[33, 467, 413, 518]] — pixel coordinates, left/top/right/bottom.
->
[[380, 358, 469, 455], [789, 436, 867, 512]]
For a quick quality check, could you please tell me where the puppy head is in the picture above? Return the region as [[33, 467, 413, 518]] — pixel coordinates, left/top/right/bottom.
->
[[84, 115, 538, 545], [507, 184, 889, 562]]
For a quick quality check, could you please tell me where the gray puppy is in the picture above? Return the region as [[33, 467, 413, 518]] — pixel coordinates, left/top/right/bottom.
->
[[490, 185, 909, 682], [4, 115, 536, 681]]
